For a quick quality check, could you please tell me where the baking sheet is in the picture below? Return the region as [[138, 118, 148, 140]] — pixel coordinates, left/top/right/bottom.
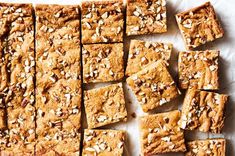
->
[[1, 0, 235, 155]]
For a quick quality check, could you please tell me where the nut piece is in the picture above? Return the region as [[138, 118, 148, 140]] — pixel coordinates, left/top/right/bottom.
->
[[81, 0, 123, 44], [84, 83, 127, 129], [126, 0, 167, 36], [185, 139, 226, 156], [175, 2, 224, 50], [179, 89, 228, 133], [82, 129, 125, 156], [126, 40, 172, 76], [127, 60, 180, 112], [178, 50, 219, 90], [82, 43, 124, 83], [139, 110, 186, 155]]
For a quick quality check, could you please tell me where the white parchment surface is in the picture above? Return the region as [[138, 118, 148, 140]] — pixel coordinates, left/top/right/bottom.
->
[[1, 0, 235, 155]]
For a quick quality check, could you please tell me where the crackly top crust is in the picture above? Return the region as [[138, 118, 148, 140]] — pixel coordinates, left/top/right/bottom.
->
[[127, 61, 180, 112], [35, 4, 82, 155], [175, 2, 224, 50], [84, 83, 127, 129], [82, 43, 124, 83], [178, 50, 219, 90], [179, 89, 228, 133], [126, 40, 172, 76], [82, 129, 125, 156], [0, 3, 35, 155], [81, 0, 123, 44], [126, 0, 167, 36], [139, 110, 186, 155], [185, 138, 226, 156]]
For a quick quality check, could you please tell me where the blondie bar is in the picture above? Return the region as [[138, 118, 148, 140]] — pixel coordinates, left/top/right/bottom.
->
[[84, 83, 127, 129], [185, 138, 226, 156], [178, 50, 219, 90], [81, 0, 123, 44], [0, 3, 35, 155], [83, 43, 124, 83], [126, 0, 167, 36], [126, 40, 172, 76], [139, 110, 186, 155], [179, 89, 228, 133], [35, 4, 82, 155], [82, 129, 125, 156], [127, 61, 180, 112], [176, 2, 224, 50]]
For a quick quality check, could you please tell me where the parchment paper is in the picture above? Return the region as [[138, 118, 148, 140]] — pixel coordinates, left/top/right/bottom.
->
[[1, 0, 234, 155]]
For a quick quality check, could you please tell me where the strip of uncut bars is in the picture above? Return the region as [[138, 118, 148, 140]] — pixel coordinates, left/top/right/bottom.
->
[[0, 3, 82, 155]]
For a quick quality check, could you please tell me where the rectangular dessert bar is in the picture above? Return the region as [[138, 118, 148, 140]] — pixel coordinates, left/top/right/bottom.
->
[[179, 89, 228, 133], [35, 4, 82, 155], [84, 83, 127, 129], [82, 43, 124, 83], [178, 50, 219, 90], [185, 138, 226, 156], [81, 0, 123, 44], [82, 129, 125, 156], [139, 110, 186, 155], [126, 0, 167, 36], [126, 40, 172, 76], [127, 60, 180, 112], [0, 3, 35, 155], [175, 2, 224, 50]]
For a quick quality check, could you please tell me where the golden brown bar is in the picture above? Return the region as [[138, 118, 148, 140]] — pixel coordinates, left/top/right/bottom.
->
[[84, 83, 127, 129], [126, 0, 167, 36], [176, 2, 224, 50], [126, 40, 172, 76], [81, 0, 124, 44], [179, 89, 228, 133], [82, 43, 124, 83], [0, 3, 35, 155], [185, 138, 226, 156], [139, 110, 186, 155], [127, 60, 180, 112], [35, 4, 82, 155], [82, 129, 125, 156], [178, 50, 219, 90]]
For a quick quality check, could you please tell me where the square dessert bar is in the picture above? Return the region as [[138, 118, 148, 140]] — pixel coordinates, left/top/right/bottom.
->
[[127, 60, 180, 112], [185, 138, 226, 156], [35, 4, 82, 155], [82, 129, 125, 156], [81, 0, 123, 44], [82, 43, 124, 83], [126, 40, 172, 76], [84, 83, 127, 129], [178, 50, 219, 90], [126, 0, 167, 36], [139, 110, 186, 155], [176, 2, 224, 50], [179, 89, 228, 133]]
